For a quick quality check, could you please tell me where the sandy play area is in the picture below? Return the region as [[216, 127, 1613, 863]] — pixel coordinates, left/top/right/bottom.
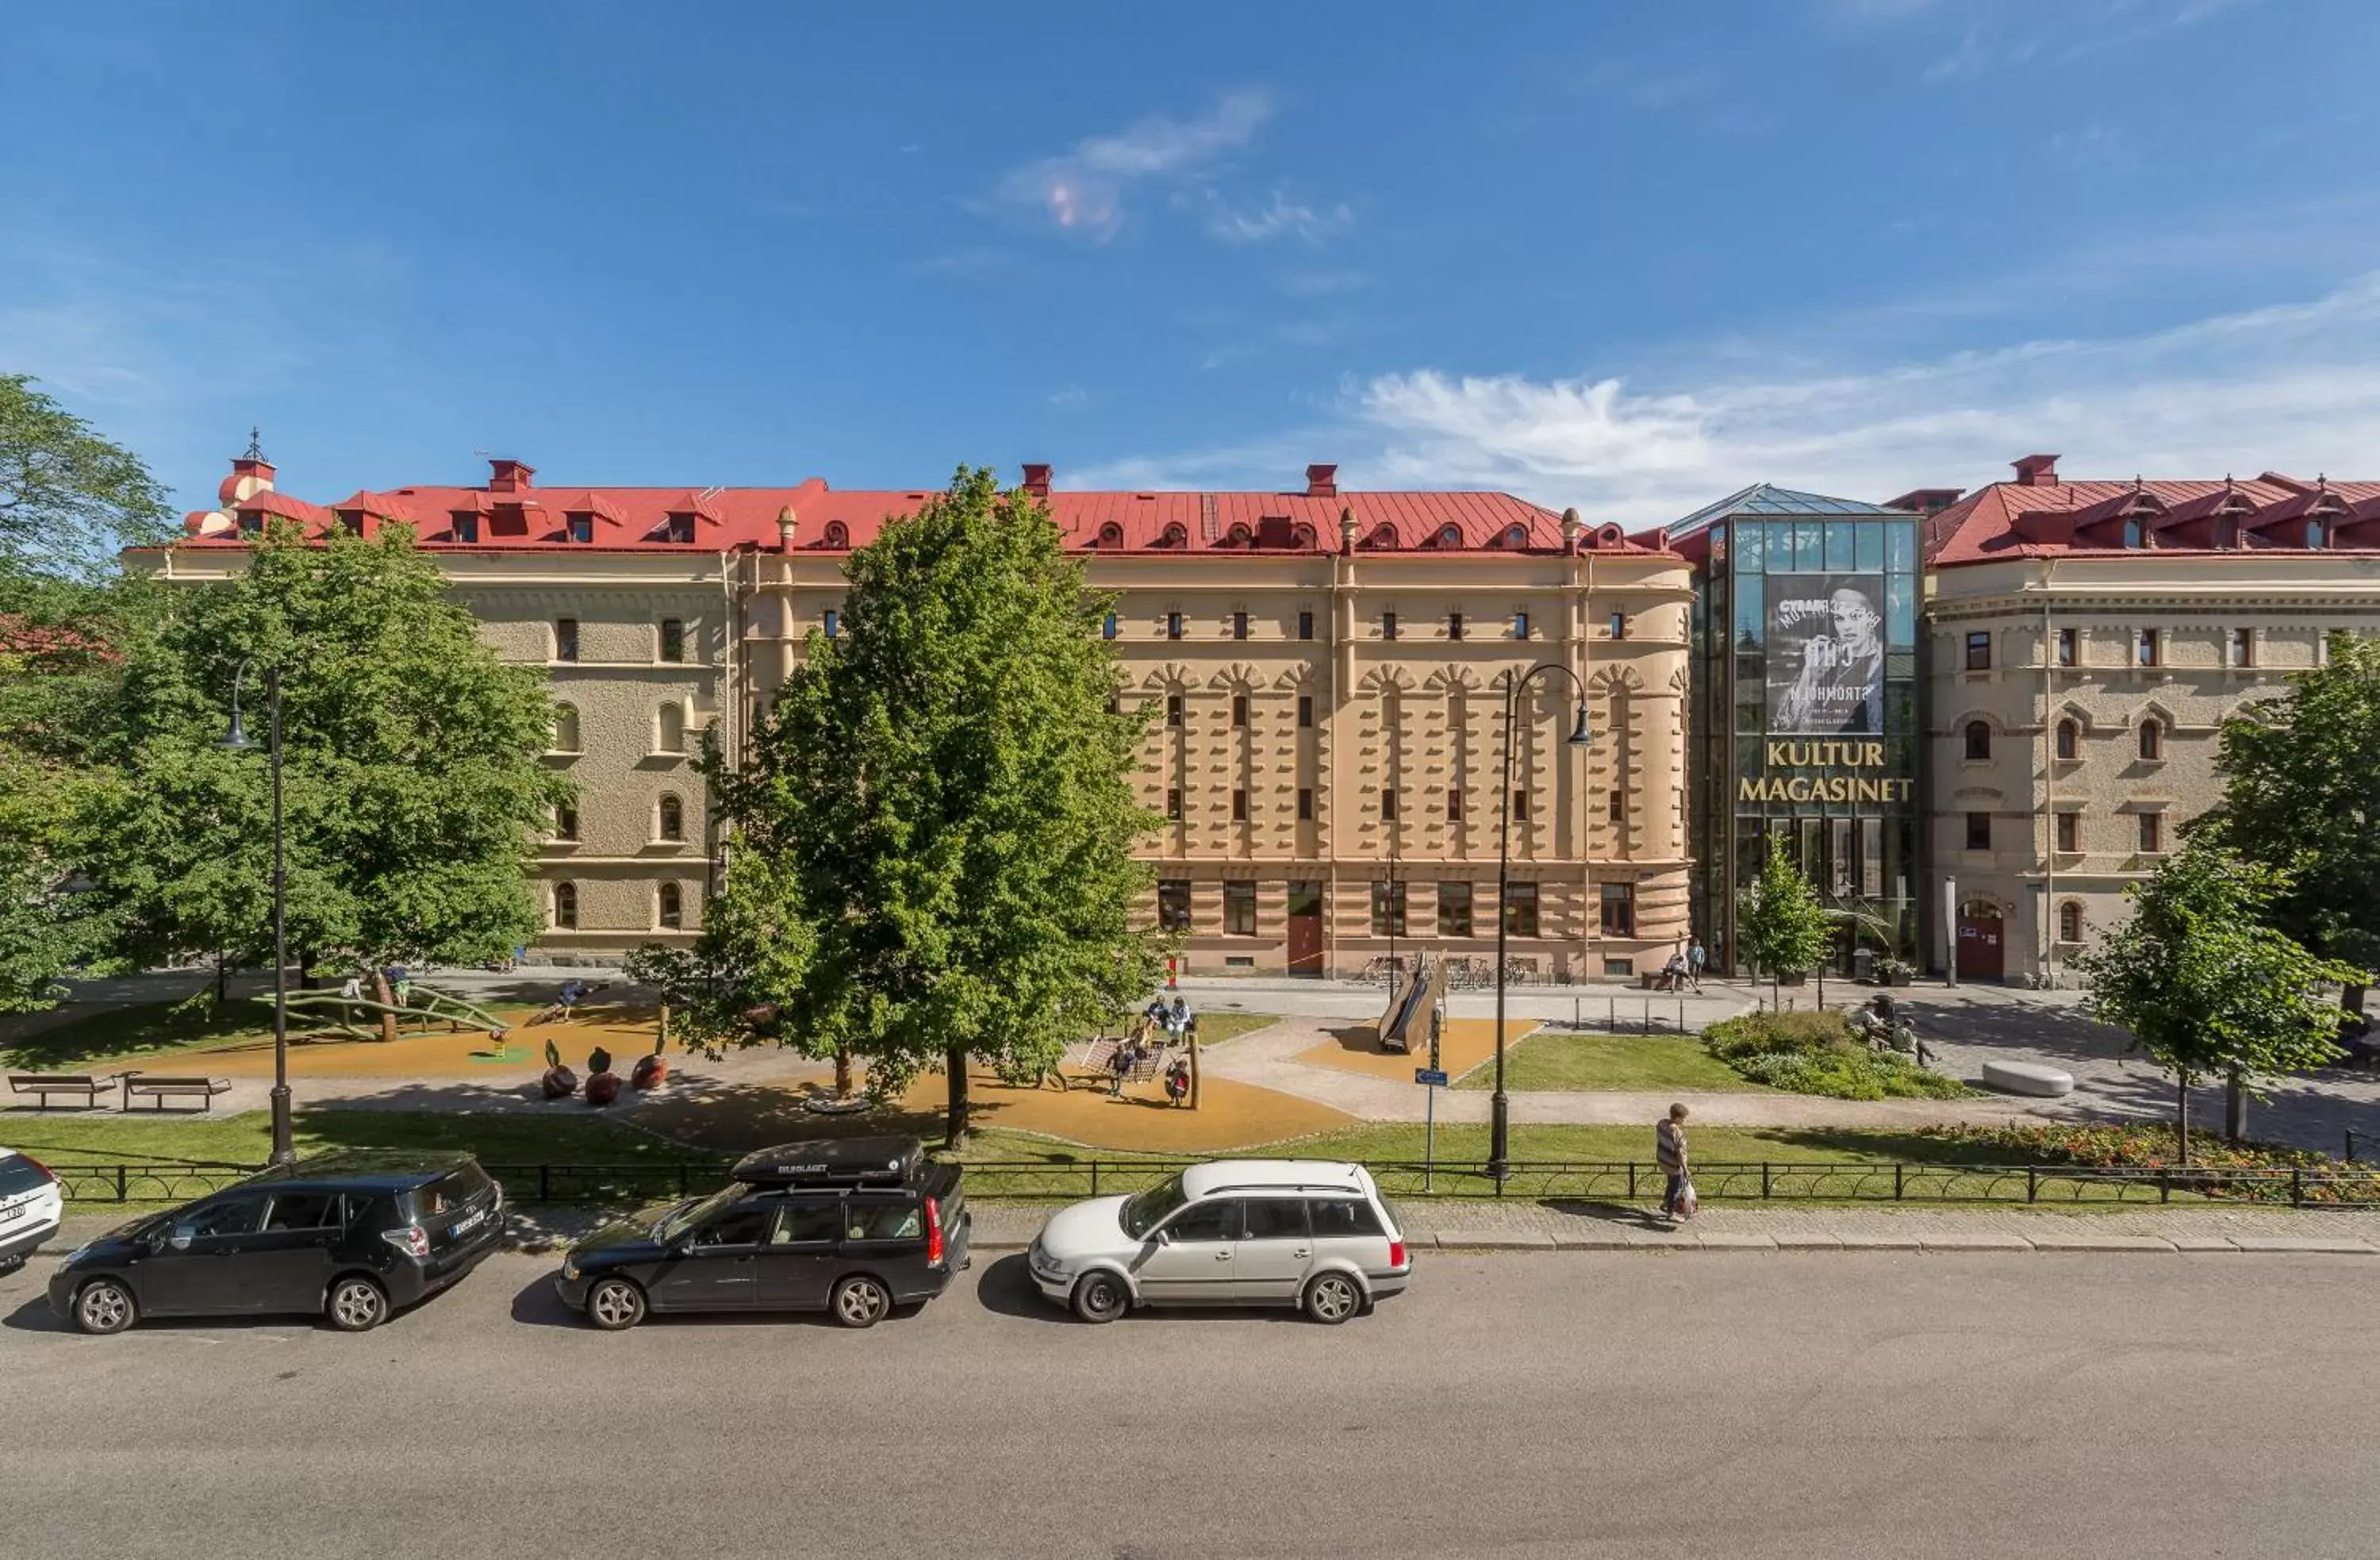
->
[[1293, 1016, 1537, 1083], [182, 1005, 665, 1081]]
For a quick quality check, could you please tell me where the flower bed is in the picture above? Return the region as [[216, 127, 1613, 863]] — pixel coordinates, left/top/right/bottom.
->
[[1701, 1010, 1971, 1101], [1917, 1122, 2380, 1204]]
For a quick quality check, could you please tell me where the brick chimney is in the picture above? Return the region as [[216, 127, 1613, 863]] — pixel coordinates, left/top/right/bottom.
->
[[2011, 454, 2059, 488], [488, 459, 536, 494], [1020, 463, 1053, 498], [1305, 463, 1338, 499]]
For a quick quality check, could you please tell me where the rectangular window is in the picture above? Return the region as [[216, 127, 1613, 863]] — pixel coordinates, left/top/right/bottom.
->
[[1103, 612, 1118, 641], [1167, 611, 1184, 640], [554, 804, 578, 842], [1607, 611, 1626, 640], [1606, 789, 1625, 823], [1165, 788, 1183, 820], [2056, 811, 2079, 852], [1513, 610, 1530, 641], [1369, 881, 1408, 937], [2231, 627, 2254, 667], [1233, 610, 1249, 641], [554, 618, 579, 663], [1965, 812, 1991, 851], [1380, 789, 1399, 822], [1231, 789, 1248, 822], [1166, 694, 1184, 728], [1231, 694, 1248, 728], [1298, 609, 1315, 641], [1965, 631, 1991, 671], [2138, 812, 2163, 854], [1512, 789, 1530, 822], [659, 617, 686, 662], [1448, 611, 1464, 641], [823, 609, 839, 640], [1502, 882, 1539, 938], [1599, 882, 1635, 937], [1296, 788, 1314, 820], [1297, 695, 1313, 728], [2057, 627, 2077, 667], [1448, 790, 1464, 822], [566, 515, 593, 544], [1157, 881, 1192, 932], [1437, 882, 1473, 937], [451, 514, 479, 544], [661, 515, 693, 544], [1224, 881, 1256, 936], [1382, 611, 1398, 641], [2136, 628, 2159, 667]]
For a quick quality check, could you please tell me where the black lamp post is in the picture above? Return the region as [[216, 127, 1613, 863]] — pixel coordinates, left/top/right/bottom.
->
[[1490, 662, 1593, 1182], [221, 659, 294, 1166]]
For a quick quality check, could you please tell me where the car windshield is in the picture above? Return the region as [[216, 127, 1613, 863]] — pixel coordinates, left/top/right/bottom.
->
[[654, 1184, 748, 1243], [1119, 1174, 1188, 1239]]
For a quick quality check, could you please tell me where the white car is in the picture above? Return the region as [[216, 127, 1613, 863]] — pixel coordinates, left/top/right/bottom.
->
[[1027, 1159, 1411, 1324], [0, 1148, 63, 1273]]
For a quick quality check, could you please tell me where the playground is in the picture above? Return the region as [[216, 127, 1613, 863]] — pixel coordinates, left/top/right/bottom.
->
[[1294, 1016, 1534, 1083]]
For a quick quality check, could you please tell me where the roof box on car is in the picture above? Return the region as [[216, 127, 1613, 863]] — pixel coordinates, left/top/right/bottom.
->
[[731, 1136, 924, 1189]]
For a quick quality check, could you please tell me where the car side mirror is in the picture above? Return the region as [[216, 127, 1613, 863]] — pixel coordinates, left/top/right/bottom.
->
[[1153, 1228, 1173, 1247], [167, 1231, 193, 1252]]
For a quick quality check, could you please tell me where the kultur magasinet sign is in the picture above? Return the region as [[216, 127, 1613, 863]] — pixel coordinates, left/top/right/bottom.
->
[[1738, 740, 1914, 804]]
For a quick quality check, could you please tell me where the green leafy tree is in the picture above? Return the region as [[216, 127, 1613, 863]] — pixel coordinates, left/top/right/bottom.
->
[[2194, 632, 2380, 1003], [0, 375, 174, 578], [95, 521, 574, 1003], [1737, 835, 1833, 1009], [2072, 844, 2362, 1159], [698, 467, 1164, 1143]]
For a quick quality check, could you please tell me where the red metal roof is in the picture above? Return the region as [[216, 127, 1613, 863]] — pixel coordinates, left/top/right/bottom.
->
[[173, 463, 1672, 557], [1925, 463, 2380, 566]]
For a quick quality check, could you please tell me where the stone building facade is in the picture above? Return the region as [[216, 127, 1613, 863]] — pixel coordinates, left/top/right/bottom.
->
[[141, 455, 1694, 979], [1920, 455, 2380, 983]]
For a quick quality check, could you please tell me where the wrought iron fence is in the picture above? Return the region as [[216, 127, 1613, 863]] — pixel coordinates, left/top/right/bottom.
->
[[40, 1155, 2380, 1209]]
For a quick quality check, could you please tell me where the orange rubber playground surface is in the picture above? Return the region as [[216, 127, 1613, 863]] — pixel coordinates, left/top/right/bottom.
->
[[177, 1005, 662, 1080], [1293, 1016, 1535, 1083]]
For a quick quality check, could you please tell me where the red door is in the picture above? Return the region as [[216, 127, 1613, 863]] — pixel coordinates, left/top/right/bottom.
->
[[1285, 882, 1323, 978], [1956, 910, 2005, 981]]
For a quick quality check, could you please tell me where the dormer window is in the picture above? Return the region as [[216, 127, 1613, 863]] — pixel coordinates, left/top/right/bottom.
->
[[238, 512, 264, 536], [2121, 519, 2143, 549], [823, 521, 850, 549], [2308, 520, 2327, 550], [1504, 524, 1528, 548], [566, 514, 594, 544], [661, 514, 694, 544], [1097, 522, 1124, 548], [1157, 524, 1187, 549], [338, 512, 363, 536], [451, 514, 480, 544], [1437, 524, 1461, 548], [2215, 518, 2238, 548]]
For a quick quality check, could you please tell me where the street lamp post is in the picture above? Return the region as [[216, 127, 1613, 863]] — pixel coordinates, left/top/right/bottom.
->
[[222, 659, 295, 1166], [1490, 662, 1594, 1181]]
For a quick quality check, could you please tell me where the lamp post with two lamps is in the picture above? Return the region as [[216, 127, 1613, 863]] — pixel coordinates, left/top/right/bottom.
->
[[1488, 661, 1594, 1182], [221, 658, 295, 1166]]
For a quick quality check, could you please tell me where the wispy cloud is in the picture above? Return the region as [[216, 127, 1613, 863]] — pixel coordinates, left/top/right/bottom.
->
[[1202, 190, 1353, 245], [1873, 0, 2259, 81], [1082, 273, 2380, 521], [1047, 383, 1088, 409], [992, 90, 1273, 240]]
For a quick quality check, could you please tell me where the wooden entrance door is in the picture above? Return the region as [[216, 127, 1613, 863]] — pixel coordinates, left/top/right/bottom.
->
[[1956, 905, 2006, 981], [1285, 881, 1323, 978]]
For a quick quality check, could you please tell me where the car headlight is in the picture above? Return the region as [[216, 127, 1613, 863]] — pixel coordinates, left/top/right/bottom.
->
[[561, 1256, 581, 1281]]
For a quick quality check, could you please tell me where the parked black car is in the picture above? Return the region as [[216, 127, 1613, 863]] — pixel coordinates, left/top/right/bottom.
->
[[48, 1152, 505, 1335], [553, 1135, 969, 1330]]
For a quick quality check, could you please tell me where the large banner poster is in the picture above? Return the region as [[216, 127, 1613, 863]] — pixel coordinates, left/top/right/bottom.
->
[[1767, 573, 1886, 736]]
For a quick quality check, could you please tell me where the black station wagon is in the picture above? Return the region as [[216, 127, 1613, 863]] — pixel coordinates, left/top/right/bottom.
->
[[552, 1135, 969, 1330], [48, 1152, 505, 1335]]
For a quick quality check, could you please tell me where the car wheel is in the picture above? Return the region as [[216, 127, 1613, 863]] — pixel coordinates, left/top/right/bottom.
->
[[1070, 1270, 1128, 1324], [75, 1278, 138, 1336], [831, 1274, 891, 1329], [1302, 1271, 1363, 1325], [585, 1276, 647, 1331], [325, 1276, 390, 1333]]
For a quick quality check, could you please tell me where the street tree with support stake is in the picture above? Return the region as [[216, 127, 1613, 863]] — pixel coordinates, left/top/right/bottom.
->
[[1737, 836, 1832, 1013]]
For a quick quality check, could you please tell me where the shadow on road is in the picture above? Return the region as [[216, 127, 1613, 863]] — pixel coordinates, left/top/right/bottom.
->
[[973, 1253, 1071, 1324], [3, 1293, 71, 1334]]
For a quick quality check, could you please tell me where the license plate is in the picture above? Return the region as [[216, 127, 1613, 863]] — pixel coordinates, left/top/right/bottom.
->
[[451, 1209, 487, 1238], [0, 1205, 21, 1224]]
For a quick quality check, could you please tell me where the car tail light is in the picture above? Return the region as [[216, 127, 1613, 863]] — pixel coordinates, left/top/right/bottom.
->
[[1389, 1239, 1407, 1270], [381, 1226, 431, 1259], [925, 1196, 944, 1266], [22, 1156, 51, 1181]]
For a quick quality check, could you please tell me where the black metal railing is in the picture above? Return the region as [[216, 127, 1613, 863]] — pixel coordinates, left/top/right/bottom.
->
[[40, 1155, 2380, 1209]]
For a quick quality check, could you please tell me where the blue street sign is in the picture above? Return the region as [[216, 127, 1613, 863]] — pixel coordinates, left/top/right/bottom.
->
[[1414, 1068, 1449, 1088]]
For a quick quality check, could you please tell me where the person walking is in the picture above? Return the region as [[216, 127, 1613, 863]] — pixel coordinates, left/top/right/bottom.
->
[[1655, 1103, 1693, 1224], [1687, 939, 1706, 991]]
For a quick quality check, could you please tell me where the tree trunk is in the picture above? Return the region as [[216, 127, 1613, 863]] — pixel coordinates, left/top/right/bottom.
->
[[2225, 1071, 2247, 1143], [1189, 1032, 1202, 1112], [373, 971, 399, 1044], [2346, 985, 2367, 1016], [214, 951, 229, 1007], [657, 1003, 670, 1054], [2176, 1078, 2190, 1167], [298, 953, 317, 992], [943, 1044, 970, 1147], [834, 1046, 854, 1098]]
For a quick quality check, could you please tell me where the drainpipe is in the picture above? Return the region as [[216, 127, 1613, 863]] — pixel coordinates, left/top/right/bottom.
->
[[2039, 558, 2057, 985]]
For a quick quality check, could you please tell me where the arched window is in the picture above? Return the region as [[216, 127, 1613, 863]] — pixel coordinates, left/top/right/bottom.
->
[[823, 521, 850, 548], [552, 882, 578, 930], [2055, 718, 2079, 761], [1963, 720, 1991, 761], [1505, 524, 1528, 548], [1290, 523, 1316, 548], [1223, 524, 1252, 548], [656, 701, 686, 754], [1097, 522, 1123, 548], [658, 882, 683, 930], [2308, 519, 2327, 550], [2059, 901, 2082, 944], [1437, 524, 1461, 548], [2138, 719, 2162, 761], [1157, 523, 1187, 548], [552, 702, 581, 753], [658, 793, 684, 842]]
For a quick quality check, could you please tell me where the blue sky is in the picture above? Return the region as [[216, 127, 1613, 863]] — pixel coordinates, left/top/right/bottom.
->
[[6, 0, 2378, 524]]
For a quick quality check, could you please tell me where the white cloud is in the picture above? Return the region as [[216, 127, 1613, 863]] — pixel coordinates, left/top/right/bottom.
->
[[1047, 383, 1088, 409], [992, 90, 1273, 239], [1082, 273, 2380, 521], [1203, 190, 1352, 245]]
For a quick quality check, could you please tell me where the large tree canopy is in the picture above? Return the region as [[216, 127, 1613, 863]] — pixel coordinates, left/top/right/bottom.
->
[[94, 521, 574, 979], [2194, 632, 2380, 982], [689, 467, 1165, 1143], [0, 374, 174, 578]]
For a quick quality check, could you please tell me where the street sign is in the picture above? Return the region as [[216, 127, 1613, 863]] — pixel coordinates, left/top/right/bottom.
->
[[1414, 1068, 1449, 1088]]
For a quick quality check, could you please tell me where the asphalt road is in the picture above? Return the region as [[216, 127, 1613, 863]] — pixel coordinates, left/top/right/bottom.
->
[[3, 1249, 2375, 1560]]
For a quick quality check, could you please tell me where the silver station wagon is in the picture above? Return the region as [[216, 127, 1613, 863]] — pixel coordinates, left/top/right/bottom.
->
[[1027, 1159, 1412, 1324]]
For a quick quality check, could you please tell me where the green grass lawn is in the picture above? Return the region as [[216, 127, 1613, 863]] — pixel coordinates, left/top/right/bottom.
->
[[1453, 1032, 1766, 1093], [1180, 1012, 1276, 1047], [4, 1108, 684, 1169], [2, 997, 540, 1073]]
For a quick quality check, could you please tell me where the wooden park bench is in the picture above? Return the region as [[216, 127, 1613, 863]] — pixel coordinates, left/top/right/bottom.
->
[[7, 1072, 121, 1110], [120, 1073, 233, 1112]]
